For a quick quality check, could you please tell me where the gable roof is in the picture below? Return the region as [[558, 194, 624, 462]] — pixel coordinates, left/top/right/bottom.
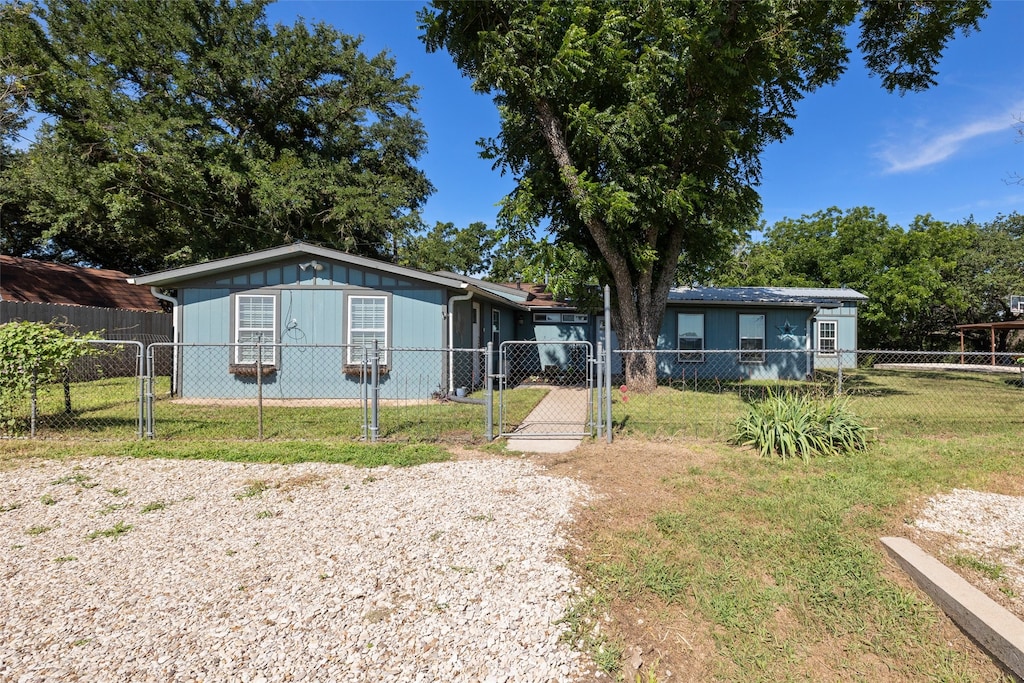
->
[[669, 286, 867, 308], [129, 243, 580, 311], [129, 242, 470, 290], [0, 256, 163, 312]]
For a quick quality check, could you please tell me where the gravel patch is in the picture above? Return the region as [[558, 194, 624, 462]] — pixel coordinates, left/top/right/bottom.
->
[[0, 457, 594, 682], [911, 488, 1024, 618]]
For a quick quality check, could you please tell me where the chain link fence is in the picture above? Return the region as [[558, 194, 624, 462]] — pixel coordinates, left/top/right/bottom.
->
[[142, 343, 500, 442], [4, 341, 1022, 443], [609, 348, 1024, 439], [0, 340, 144, 439]]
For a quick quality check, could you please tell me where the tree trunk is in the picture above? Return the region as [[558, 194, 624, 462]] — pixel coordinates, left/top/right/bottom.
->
[[533, 97, 685, 393]]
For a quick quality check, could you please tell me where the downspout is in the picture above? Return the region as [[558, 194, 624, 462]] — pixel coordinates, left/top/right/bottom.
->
[[446, 288, 473, 393], [807, 307, 821, 379], [150, 287, 180, 396]]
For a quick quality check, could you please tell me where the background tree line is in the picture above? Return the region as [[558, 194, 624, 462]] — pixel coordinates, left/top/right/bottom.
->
[[714, 207, 1024, 352]]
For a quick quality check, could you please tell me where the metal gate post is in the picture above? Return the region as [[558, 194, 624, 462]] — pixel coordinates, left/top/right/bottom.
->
[[485, 342, 494, 441], [370, 340, 380, 442], [136, 342, 145, 439], [360, 356, 369, 441], [146, 344, 156, 439], [256, 343, 264, 441], [604, 286, 613, 443], [593, 339, 598, 440]]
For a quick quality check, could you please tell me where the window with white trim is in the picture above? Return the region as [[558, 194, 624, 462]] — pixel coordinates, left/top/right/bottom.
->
[[347, 295, 388, 365], [817, 320, 837, 355], [738, 313, 765, 363], [234, 294, 277, 365], [677, 313, 704, 362]]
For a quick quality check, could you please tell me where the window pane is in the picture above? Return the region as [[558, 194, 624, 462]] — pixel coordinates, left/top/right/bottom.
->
[[677, 313, 704, 361], [238, 296, 274, 329], [235, 295, 275, 364], [819, 321, 837, 354], [350, 297, 386, 329], [347, 296, 388, 364], [739, 314, 765, 363], [739, 314, 764, 339]]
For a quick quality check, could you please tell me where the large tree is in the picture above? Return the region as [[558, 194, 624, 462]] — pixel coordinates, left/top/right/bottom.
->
[[0, 0, 432, 272], [420, 0, 987, 388]]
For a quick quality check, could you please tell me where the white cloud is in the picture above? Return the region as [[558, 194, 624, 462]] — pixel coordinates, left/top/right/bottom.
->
[[878, 108, 1021, 174]]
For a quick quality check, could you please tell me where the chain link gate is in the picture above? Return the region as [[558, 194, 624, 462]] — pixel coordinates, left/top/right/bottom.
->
[[495, 340, 596, 439]]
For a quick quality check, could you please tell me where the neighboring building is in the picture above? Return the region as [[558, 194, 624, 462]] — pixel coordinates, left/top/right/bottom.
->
[[597, 286, 866, 381], [661, 286, 865, 380], [0, 255, 170, 341]]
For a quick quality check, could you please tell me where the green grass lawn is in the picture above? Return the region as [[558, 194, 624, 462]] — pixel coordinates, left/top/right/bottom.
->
[[577, 366, 1024, 680], [4, 367, 1023, 680]]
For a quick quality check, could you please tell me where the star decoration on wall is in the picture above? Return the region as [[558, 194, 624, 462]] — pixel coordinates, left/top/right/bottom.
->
[[777, 320, 798, 338]]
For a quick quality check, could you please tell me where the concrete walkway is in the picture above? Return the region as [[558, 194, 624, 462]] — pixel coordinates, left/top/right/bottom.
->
[[505, 386, 590, 454]]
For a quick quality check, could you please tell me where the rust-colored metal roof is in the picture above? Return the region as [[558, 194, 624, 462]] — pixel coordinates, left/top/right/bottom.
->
[[496, 283, 576, 309], [955, 321, 1024, 331], [0, 256, 163, 312]]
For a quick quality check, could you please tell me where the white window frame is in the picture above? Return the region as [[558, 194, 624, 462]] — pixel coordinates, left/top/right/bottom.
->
[[677, 313, 705, 363], [738, 313, 765, 364], [234, 294, 277, 365], [346, 294, 389, 365], [817, 319, 838, 356]]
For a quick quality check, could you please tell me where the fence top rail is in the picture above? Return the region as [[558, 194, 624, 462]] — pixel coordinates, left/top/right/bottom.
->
[[79, 339, 144, 349], [501, 340, 593, 348], [612, 348, 1015, 356]]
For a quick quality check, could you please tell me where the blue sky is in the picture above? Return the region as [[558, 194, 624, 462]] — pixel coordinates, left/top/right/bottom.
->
[[274, 1, 1024, 233]]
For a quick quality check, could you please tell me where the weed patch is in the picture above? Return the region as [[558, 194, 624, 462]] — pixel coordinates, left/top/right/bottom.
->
[[88, 521, 132, 539]]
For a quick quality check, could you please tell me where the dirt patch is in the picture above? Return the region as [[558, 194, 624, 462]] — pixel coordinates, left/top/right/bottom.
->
[[527, 439, 723, 681]]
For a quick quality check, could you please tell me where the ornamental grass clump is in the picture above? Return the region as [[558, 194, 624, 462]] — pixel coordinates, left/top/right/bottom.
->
[[732, 389, 871, 461]]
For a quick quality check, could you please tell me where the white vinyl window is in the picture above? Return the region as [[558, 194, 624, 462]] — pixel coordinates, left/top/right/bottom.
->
[[817, 320, 838, 356], [347, 295, 388, 365], [235, 294, 276, 365], [738, 313, 765, 364], [677, 313, 704, 362]]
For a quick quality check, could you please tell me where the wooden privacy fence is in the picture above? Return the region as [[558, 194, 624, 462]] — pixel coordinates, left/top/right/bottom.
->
[[0, 301, 171, 341], [0, 301, 172, 379]]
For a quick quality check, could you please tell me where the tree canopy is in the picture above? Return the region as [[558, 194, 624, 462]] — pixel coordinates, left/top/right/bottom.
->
[[718, 208, 1024, 351], [397, 220, 501, 275], [0, 0, 432, 272], [420, 0, 987, 387]]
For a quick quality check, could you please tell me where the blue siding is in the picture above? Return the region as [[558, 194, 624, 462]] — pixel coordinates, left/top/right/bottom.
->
[[175, 259, 449, 399]]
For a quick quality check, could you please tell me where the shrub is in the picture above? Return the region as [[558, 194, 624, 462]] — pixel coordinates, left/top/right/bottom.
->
[[0, 321, 98, 434], [731, 389, 871, 461]]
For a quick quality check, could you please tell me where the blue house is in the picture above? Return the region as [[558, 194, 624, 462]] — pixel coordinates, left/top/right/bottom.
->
[[130, 244, 866, 396], [129, 243, 540, 399], [600, 286, 867, 381]]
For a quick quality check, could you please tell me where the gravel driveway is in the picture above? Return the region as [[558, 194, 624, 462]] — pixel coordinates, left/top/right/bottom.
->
[[0, 457, 593, 682]]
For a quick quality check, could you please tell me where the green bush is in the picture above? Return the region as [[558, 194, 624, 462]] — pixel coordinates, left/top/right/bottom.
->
[[0, 321, 98, 434], [731, 389, 871, 461]]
